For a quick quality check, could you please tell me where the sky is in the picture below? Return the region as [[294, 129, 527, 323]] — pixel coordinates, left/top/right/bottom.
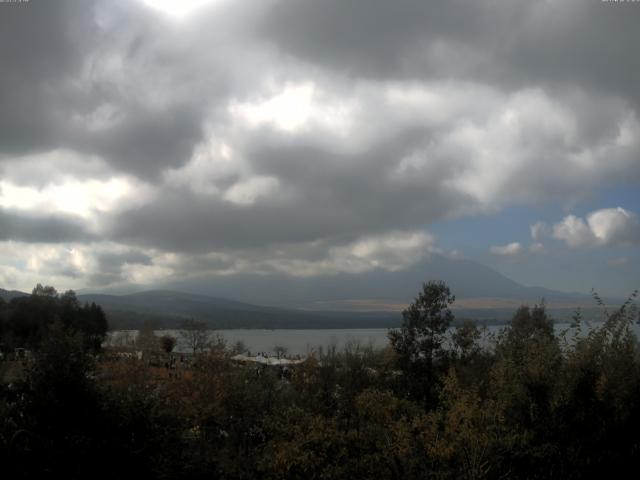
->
[[0, 0, 639, 301]]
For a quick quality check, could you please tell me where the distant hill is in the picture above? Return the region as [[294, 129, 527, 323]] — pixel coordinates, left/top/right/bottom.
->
[[75, 288, 605, 332], [0, 288, 28, 302], [1, 287, 400, 330], [2, 255, 616, 329], [76, 290, 399, 330], [161, 254, 595, 309]]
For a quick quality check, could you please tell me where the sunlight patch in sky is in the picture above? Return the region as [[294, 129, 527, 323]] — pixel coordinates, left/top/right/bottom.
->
[[0, 177, 149, 219], [142, 0, 221, 19], [229, 83, 354, 135]]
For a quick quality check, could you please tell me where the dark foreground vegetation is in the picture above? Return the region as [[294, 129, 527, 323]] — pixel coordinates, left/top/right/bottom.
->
[[1, 282, 639, 479]]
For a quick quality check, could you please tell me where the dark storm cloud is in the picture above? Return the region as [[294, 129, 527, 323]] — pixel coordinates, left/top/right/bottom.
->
[[82, 104, 205, 179], [260, 0, 640, 107], [260, 0, 525, 78], [108, 190, 372, 253], [0, 208, 93, 243], [0, 0, 99, 153], [503, 1, 640, 109], [0, 0, 211, 179]]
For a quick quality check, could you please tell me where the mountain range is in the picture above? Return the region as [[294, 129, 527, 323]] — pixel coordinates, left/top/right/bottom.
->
[[1, 255, 612, 329], [149, 254, 594, 310]]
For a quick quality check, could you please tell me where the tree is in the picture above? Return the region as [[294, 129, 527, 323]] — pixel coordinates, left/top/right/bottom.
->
[[489, 302, 561, 473], [160, 335, 177, 354], [426, 370, 507, 480], [0, 296, 7, 347], [452, 319, 482, 361], [136, 320, 160, 355], [179, 318, 210, 354], [78, 302, 108, 353], [505, 302, 554, 348], [3, 285, 107, 352], [388, 280, 455, 406], [230, 339, 248, 355], [15, 321, 103, 477], [31, 284, 57, 297], [273, 344, 288, 358]]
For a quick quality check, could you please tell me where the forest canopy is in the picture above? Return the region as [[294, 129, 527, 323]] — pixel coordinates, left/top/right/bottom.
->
[[0, 282, 639, 479], [0, 284, 108, 353]]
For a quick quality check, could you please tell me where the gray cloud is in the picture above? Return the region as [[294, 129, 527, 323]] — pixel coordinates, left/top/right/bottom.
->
[[260, 0, 640, 108], [0, 0, 99, 154], [87, 249, 154, 286], [82, 104, 205, 179], [0, 0, 214, 179], [96, 250, 152, 270], [0, 0, 638, 294], [260, 0, 527, 79], [0, 208, 93, 243], [106, 128, 469, 255], [503, 1, 640, 110]]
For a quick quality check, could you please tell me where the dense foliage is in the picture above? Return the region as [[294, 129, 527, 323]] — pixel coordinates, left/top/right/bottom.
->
[[1, 282, 639, 479], [0, 284, 108, 353]]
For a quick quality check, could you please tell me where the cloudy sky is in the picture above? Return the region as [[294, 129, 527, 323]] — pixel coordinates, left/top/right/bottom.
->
[[0, 0, 639, 300]]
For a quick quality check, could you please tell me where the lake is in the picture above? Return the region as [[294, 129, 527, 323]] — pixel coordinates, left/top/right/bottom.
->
[[108, 328, 393, 356], [106, 322, 631, 356]]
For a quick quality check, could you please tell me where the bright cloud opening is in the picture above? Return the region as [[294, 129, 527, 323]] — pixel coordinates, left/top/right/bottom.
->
[[229, 82, 354, 135], [142, 0, 221, 19], [0, 177, 152, 220]]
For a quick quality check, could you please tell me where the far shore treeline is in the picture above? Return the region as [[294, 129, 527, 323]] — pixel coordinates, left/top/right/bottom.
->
[[1, 281, 639, 479], [0, 286, 615, 331]]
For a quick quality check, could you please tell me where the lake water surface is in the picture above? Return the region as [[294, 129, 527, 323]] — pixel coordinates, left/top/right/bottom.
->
[[106, 322, 631, 356], [109, 328, 392, 356]]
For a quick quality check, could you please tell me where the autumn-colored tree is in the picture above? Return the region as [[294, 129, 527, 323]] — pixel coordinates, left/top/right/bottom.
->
[[136, 320, 161, 356]]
